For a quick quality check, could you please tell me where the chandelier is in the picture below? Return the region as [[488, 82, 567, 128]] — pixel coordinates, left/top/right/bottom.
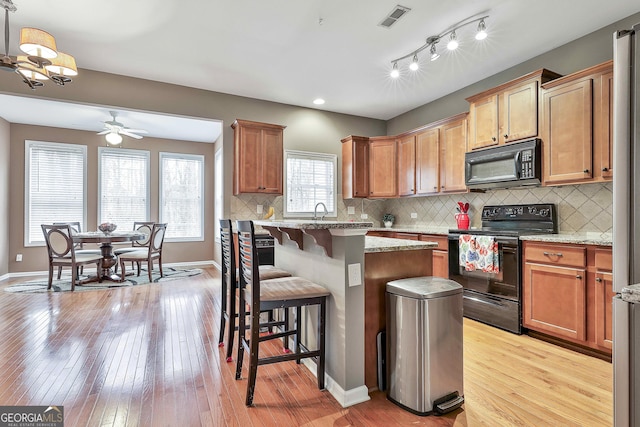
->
[[1, 0, 77, 89], [390, 14, 489, 79]]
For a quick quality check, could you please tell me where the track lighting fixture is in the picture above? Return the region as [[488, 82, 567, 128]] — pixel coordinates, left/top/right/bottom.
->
[[389, 14, 489, 79]]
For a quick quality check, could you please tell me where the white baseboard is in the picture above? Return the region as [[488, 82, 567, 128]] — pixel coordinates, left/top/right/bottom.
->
[[300, 359, 370, 408]]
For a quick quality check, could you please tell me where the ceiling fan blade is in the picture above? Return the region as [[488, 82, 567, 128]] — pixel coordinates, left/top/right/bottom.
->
[[123, 128, 148, 134], [121, 130, 143, 139], [97, 130, 110, 135]]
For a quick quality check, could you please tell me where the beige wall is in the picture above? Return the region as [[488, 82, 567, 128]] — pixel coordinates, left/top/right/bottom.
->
[[0, 117, 9, 277], [8, 124, 217, 273]]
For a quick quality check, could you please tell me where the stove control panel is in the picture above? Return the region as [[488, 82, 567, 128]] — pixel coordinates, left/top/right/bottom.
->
[[481, 204, 556, 222]]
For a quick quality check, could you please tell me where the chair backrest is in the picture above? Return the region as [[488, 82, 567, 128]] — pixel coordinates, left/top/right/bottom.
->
[[236, 220, 260, 310], [53, 221, 82, 248], [132, 221, 155, 247], [219, 219, 236, 285], [41, 224, 76, 260], [148, 223, 167, 255]]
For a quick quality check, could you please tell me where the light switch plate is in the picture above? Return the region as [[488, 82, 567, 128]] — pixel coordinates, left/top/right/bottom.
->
[[347, 206, 355, 215], [348, 263, 362, 287], [411, 212, 418, 219], [257, 204, 263, 214]]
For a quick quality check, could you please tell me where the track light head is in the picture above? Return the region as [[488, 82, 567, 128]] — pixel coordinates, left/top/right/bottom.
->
[[430, 44, 440, 61], [447, 31, 459, 51], [475, 19, 487, 40], [390, 62, 400, 78], [409, 54, 419, 71]]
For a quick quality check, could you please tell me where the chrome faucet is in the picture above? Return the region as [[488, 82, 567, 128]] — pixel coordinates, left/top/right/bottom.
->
[[313, 202, 328, 221]]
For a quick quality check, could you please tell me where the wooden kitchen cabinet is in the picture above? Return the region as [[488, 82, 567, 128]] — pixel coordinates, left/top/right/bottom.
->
[[523, 241, 612, 356], [541, 61, 613, 185], [467, 69, 562, 150], [397, 134, 416, 196], [341, 135, 369, 198], [368, 137, 397, 198], [420, 234, 449, 278], [232, 119, 286, 195], [440, 114, 468, 193], [415, 126, 440, 195]]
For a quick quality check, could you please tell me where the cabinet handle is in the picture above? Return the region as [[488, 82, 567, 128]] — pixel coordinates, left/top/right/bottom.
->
[[583, 169, 589, 173], [576, 275, 582, 279], [595, 277, 602, 282], [602, 167, 609, 172], [492, 137, 497, 141], [543, 251, 563, 257]]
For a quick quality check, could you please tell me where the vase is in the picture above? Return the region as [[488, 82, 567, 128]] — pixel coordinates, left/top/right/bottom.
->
[[455, 213, 469, 230], [384, 221, 393, 228]]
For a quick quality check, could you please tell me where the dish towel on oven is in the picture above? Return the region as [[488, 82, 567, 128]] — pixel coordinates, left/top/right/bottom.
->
[[458, 235, 500, 273]]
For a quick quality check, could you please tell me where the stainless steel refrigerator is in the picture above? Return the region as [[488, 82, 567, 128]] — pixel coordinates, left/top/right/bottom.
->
[[613, 23, 640, 427]]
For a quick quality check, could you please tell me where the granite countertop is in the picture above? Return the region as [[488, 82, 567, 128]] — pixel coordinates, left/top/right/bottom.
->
[[254, 220, 373, 230], [368, 225, 450, 235], [622, 284, 640, 302], [519, 232, 612, 246], [365, 236, 438, 253]]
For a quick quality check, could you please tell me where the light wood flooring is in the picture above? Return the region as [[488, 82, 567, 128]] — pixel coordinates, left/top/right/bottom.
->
[[0, 267, 612, 426]]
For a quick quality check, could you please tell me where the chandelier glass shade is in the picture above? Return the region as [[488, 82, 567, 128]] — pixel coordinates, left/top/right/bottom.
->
[[390, 14, 489, 78], [1, 0, 78, 89]]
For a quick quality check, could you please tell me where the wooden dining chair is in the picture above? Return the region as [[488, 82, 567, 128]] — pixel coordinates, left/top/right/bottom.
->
[[218, 219, 292, 362], [53, 221, 102, 278], [235, 220, 329, 406], [114, 221, 155, 273], [117, 223, 167, 282], [41, 224, 103, 291]]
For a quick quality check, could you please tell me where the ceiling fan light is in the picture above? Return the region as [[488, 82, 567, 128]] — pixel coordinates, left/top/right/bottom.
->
[[16, 56, 48, 80], [19, 27, 58, 59], [105, 132, 123, 145], [409, 54, 419, 71], [447, 31, 458, 50], [45, 51, 78, 77], [475, 19, 487, 40]]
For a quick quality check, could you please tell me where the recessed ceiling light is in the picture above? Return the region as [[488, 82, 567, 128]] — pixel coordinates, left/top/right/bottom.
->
[[313, 98, 325, 105]]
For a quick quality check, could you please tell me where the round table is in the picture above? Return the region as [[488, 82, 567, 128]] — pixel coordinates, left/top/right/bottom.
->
[[74, 231, 145, 281]]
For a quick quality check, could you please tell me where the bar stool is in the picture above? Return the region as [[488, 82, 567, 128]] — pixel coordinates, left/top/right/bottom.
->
[[235, 220, 329, 406], [218, 219, 291, 362]]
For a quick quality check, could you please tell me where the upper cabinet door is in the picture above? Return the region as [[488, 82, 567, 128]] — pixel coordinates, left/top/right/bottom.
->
[[501, 81, 538, 144], [468, 94, 499, 150], [341, 136, 369, 199], [397, 135, 416, 196], [260, 128, 284, 193], [369, 138, 397, 198], [416, 127, 440, 195], [440, 116, 468, 193]]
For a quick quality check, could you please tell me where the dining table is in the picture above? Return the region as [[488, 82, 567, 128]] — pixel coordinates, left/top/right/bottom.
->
[[73, 231, 145, 282]]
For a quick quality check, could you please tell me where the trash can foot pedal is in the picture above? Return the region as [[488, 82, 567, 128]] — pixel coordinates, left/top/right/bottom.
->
[[433, 392, 464, 415]]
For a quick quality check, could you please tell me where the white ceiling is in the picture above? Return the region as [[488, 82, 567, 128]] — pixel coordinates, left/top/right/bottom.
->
[[1, 0, 640, 137]]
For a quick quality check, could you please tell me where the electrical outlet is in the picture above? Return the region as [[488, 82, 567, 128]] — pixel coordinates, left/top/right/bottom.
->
[[360, 213, 368, 219], [347, 206, 355, 215], [257, 204, 263, 214], [15, 254, 22, 262], [348, 263, 362, 287], [411, 212, 418, 219]]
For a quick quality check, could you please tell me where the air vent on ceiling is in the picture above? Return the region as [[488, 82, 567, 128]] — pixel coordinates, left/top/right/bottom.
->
[[378, 5, 411, 28]]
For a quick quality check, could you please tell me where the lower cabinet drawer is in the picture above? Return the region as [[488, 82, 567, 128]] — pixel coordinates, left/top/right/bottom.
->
[[524, 243, 586, 268]]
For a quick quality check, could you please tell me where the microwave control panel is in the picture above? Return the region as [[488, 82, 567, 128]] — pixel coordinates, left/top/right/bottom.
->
[[519, 149, 535, 178]]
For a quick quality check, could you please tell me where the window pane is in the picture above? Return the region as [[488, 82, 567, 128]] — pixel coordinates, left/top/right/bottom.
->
[[285, 150, 336, 217], [99, 147, 150, 230], [25, 141, 86, 245], [160, 153, 204, 240]]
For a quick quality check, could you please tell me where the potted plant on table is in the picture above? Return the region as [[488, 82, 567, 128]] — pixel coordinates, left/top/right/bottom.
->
[[382, 213, 395, 228]]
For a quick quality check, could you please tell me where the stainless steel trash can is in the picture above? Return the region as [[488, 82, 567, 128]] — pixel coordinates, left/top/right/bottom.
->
[[386, 276, 464, 415]]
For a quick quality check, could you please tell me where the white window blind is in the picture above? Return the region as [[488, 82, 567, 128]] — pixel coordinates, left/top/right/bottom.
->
[[25, 141, 87, 246], [284, 150, 337, 218], [98, 147, 150, 230], [160, 152, 204, 241]]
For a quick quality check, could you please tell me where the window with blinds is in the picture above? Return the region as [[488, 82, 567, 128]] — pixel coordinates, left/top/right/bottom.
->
[[25, 141, 87, 246], [214, 149, 222, 242], [159, 152, 204, 241], [98, 147, 150, 230], [284, 150, 337, 218]]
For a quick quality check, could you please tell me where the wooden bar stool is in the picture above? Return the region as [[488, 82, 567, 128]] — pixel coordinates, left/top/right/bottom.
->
[[235, 220, 329, 406], [218, 219, 291, 362]]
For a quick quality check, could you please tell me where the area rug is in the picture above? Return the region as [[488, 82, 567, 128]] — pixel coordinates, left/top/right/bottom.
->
[[3, 267, 203, 293]]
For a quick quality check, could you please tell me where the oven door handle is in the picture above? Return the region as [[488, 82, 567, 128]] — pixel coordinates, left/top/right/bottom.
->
[[464, 295, 505, 307]]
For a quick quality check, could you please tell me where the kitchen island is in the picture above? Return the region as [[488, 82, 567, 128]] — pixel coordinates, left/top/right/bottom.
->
[[255, 220, 437, 406]]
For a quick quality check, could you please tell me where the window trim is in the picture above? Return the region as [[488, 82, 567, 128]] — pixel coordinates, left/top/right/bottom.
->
[[159, 151, 205, 242], [283, 149, 337, 219], [214, 148, 223, 243], [24, 140, 87, 247], [97, 146, 151, 227]]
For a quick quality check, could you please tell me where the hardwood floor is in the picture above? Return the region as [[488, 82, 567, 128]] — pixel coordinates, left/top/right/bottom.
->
[[0, 267, 612, 426]]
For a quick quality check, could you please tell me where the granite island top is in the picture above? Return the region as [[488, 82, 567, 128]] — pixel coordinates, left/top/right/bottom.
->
[[369, 225, 450, 235], [254, 220, 373, 230], [519, 232, 612, 246], [365, 236, 437, 253]]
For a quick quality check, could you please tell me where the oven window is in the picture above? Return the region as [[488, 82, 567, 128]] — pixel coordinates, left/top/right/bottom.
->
[[469, 158, 516, 181]]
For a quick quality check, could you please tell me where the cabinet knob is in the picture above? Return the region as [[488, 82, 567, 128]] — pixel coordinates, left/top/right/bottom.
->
[[595, 277, 602, 282], [504, 134, 508, 139], [602, 167, 609, 172], [576, 275, 582, 279], [441, 185, 445, 189], [583, 169, 589, 173], [433, 186, 437, 190], [492, 137, 497, 141]]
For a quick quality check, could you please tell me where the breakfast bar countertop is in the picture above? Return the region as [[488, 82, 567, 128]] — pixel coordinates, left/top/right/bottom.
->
[[364, 236, 438, 253], [254, 220, 374, 230]]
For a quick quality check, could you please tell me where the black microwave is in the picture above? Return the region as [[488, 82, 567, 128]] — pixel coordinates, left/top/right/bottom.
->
[[465, 138, 541, 189]]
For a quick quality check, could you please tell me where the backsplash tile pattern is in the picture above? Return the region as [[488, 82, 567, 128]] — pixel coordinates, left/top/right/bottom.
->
[[230, 182, 612, 234]]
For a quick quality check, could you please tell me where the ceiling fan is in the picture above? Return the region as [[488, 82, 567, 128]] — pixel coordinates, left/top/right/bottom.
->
[[98, 111, 148, 145]]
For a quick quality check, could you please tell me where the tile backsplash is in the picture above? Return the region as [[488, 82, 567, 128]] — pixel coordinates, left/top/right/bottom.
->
[[231, 182, 612, 234]]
